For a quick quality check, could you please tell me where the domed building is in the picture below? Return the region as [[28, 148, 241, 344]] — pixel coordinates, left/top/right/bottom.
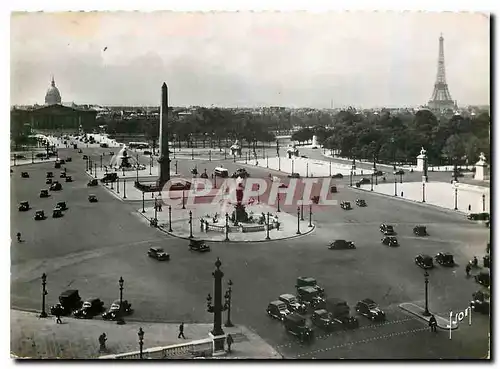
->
[[44, 76, 62, 105]]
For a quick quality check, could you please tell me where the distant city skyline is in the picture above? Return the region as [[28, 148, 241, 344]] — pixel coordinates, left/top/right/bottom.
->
[[11, 12, 490, 108]]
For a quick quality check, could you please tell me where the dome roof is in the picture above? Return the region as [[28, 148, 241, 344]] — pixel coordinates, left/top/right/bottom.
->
[[45, 77, 62, 105]]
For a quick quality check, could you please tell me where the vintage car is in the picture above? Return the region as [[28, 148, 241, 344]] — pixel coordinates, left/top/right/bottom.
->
[[331, 173, 344, 179], [475, 271, 490, 288], [100, 143, 109, 148], [483, 254, 491, 268], [297, 286, 326, 310], [102, 300, 133, 320], [35, 152, 46, 158], [14, 154, 26, 159], [283, 314, 314, 342], [87, 179, 98, 187], [18, 201, 30, 212], [330, 185, 338, 193], [471, 291, 490, 314], [52, 208, 63, 218], [46, 178, 53, 185], [357, 177, 371, 185], [295, 277, 325, 297], [467, 213, 490, 221], [21, 172, 29, 178], [88, 194, 98, 203], [60, 171, 66, 178], [231, 168, 250, 179], [380, 224, 395, 235], [288, 172, 301, 179], [39, 189, 50, 198], [109, 151, 115, 156], [415, 254, 434, 269], [374, 170, 384, 176], [381, 236, 399, 247], [148, 247, 170, 261], [54, 161, 61, 169], [74, 298, 105, 319], [59, 159, 66, 165], [355, 298, 386, 321], [325, 298, 359, 329], [143, 150, 152, 155], [413, 225, 428, 236], [82, 155, 88, 160], [394, 169, 405, 175], [279, 294, 307, 314], [65, 157, 72, 162], [435, 252, 455, 267], [340, 201, 352, 210], [355, 199, 367, 207], [311, 309, 342, 331], [50, 290, 83, 316], [34, 210, 46, 220], [170, 181, 191, 191], [56, 201, 67, 211], [266, 300, 290, 321], [65, 176, 73, 182], [50, 181, 62, 191], [328, 239, 356, 250], [189, 239, 211, 252], [78, 149, 83, 153], [101, 172, 118, 183], [46, 171, 54, 178]]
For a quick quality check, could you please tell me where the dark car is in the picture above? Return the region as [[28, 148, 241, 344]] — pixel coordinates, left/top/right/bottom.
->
[[279, 294, 307, 314], [14, 154, 26, 159], [78, 149, 83, 153], [374, 170, 384, 176], [311, 309, 342, 331], [102, 300, 133, 320], [340, 201, 352, 210], [380, 224, 395, 235], [170, 181, 191, 191], [283, 314, 314, 342], [109, 151, 115, 156], [46, 171, 54, 178], [355, 199, 367, 207], [54, 162, 61, 169], [59, 159, 66, 165], [50, 290, 82, 316], [74, 298, 105, 319], [50, 182, 62, 191], [415, 254, 434, 269], [475, 272, 490, 287], [355, 298, 386, 321], [101, 172, 118, 183], [148, 247, 170, 261], [52, 208, 63, 218], [467, 213, 490, 221], [288, 172, 301, 178], [358, 178, 371, 185], [65, 176, 73, 182], [381, 236, 399, 247], [413, 225, 428, 236], [56, 201, 67, 211], [328, 239, 356, 250], [18, 201, 30, 211], [65, 157, 72, 162], [39, 189, 50, 198], [88, 194, 98, 203], [325, 298, 359, 329], [266, 300, 290, 321], [394, 169, 405, 175], [189, 239, 210, 252], [82, 155, 88, 160], [435, 252, 455, 266], [471, 291, 490, 314], [36, 152, 46, 158], [231, 169, 250, 179], [21, 172, 29, 178], [143, 150, 152, 155], [332, 173, 344, 179], [34, 210, 45, 220], [295, 277, 325, 297], [60, 171, 66, 178], [87, 179, 98, 187], [46, 178, 53, 185], [100, 143, 109, 148], [330, 185, 338, 193], [297, 286, 326, 310]]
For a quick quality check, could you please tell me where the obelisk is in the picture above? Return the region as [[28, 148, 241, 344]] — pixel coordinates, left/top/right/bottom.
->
[[157, 82, 171, 186]]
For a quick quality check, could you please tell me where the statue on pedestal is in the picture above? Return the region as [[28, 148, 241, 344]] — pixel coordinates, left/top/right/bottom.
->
[[230, 140, 242, 156]]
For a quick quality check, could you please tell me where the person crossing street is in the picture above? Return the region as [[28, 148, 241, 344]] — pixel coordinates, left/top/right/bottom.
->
[[178, 322, 186, 339]]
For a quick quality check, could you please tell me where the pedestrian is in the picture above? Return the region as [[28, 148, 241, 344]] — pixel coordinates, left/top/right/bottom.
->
[[401, 191, 404, 197], [98, 333, 107, 352], [178, 322, 186, 339], [16, 232, 21, 242], [468, 204, 471, 211], [158, 203, 162, 212], [226, 334, 234, 353], [465, 263, 471, 277], [429, 315, 437, 333], [55, 310, 62, 324]]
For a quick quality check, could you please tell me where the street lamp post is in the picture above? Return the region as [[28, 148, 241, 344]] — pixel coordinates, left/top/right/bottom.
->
[[291, 159, 294, 174], [483, 194, 486, 212], [422, 182, 425, 203], [136, 165, 139, 183], [119, 276, 124, 309], [111, 178, 114, 190], [266, 212, 271, 240], [308, 205, 312, 227], [329, 161, 332, 177], [454, 187, 458, 210], [206, 258, 227, 352], [94, 163, 97, 178], [400, 172, 403, 184], [277, 193, 280, 212], [175, 160, 178, 174], [149, 155, 152, 175], [138, 328, 144, 359], [349, 171, 353, 187], [209, 150, 212, 161], [224, 280, 234, 327], [182, 190, 186, 209], [306, 163, 309, 178], [100, 155, 103, 170], [142, 191, 145, 213], [123, 179, 127, 199], [117, 178, 120, 193], [371, 173, 374, 191], [394, 176, 397, 196], [296, 207, 301, 235], [168, 205, 173, 232], [423, 271, 430, 316], [225, 213, 229, 241], [278, 156, 281, 171], [266, 155, 269, 168], [189, 211, 193, 238], [40, 273, 48, 318], [300, 202, 304, 220]]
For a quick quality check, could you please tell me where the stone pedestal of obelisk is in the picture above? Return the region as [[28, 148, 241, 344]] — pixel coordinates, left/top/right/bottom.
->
[[157, 82, 171, 187]]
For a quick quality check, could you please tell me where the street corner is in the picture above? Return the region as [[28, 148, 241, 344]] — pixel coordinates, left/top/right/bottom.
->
[[399, 303, 458, 330]]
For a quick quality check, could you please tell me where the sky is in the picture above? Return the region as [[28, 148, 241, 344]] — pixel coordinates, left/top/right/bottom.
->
[[10, 11, 490, 108]]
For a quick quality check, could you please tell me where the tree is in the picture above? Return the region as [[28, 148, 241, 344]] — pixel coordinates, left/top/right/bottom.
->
[[442, 134, 465, 162]]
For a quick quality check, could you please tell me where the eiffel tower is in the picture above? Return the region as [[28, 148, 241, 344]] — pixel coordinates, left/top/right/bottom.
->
[[428, 34, 457, 111]]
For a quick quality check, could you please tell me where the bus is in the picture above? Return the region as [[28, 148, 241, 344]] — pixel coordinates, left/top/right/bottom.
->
[[128, 142, 150, 149]]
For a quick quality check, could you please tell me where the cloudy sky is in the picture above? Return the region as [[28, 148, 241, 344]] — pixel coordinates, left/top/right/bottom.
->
[[10, 11, 489, 108]]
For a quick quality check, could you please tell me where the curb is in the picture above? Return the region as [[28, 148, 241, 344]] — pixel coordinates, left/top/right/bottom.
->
[[398, 303, 458, 330], [11, 159, 58, 167]]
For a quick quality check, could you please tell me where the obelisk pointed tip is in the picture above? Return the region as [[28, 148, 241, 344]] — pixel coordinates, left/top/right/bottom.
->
[[162, 82, 167, 89]]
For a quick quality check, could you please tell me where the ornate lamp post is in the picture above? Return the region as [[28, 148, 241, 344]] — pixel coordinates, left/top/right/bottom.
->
[[138, 328, 144, 359], [123, 179, 127, 199], [394, 176, 397, 196], [175, 160, 178, 174], [100, 154, 103, 170], [94, 163, 97, 178], [329, 161, 332, 177], [370, 173, 374, 191], [291, 159, 294, 174], [189, 210, 193, 238], [136, 165, 139, 183], [296, 207, 301, 235], [32, 151, 34, 164], [308, 205, 313, 227], [182, 190, 186, 209], [483, 194, 486, 212], [40, 273, 48, 318], [278, 156, 281, 171], [225, 213, 229, 241], [154, 199, 158, 223], [454, 185, 458, 211], [422, 182, 426, 203], [266, 155, 269, 168], [277, 193, 281, 212], [206, 258, 227, 352], [119, 276, 124, 308], [399, 172, 403, 184], [224, 279, 234, 327], [349, 170, 353, 187], [306, 162, 309, 178], [168, 205, 173, 232], [142, 191, 145, 213], [266, 212, 271, 240], [149, 154, 152, 175], [423, 271, 430, 316], [117, 177, 120, 193], [300, 201, 304, 220]]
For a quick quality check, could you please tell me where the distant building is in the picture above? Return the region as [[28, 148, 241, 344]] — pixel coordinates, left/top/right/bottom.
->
[[45, 76, 62, 105]]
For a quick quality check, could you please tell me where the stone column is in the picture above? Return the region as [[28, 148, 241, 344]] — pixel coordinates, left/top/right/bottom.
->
[[416, 147, 428, 182], [157, 82, 171, 187]]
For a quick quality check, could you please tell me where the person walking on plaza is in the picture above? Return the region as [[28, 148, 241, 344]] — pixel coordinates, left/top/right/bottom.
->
[[226, 334, 234, 353], [98, 333, 107, 352], [55, 307, 62, 324], [429, 315, 437, 333], [16, 232, 22, 242], [465, 263, 471, 277], [178, 322, 186, 339]]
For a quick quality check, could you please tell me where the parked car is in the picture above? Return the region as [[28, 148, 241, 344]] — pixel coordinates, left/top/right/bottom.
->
[[415, 254, 434, 269], [56, 201, 67, 211], [59, 159, 66, 165], [46, 178, 53, 185], [21, 172, 29, 178], [288, 172, 301, 178], [14, 154, 26, 159], [109, 151, 115, 156], [355, 298, 386, 321], [54, 162, 61, 169], [34, 210, 46, 220], [283, 314, 314, 342], [381, 236, 399, 247], [394, 169, 405, 175], [101, 172, 118, 183], [74, 298, 105, 319], [46, 171, 54, 178], [328, 239, 356, 250], [65, 176, 73, 182], [279, 294, 307, 314], [18, 201, 30, 211], [50, 290, 82, 316], [295, 277, 325, 297], [467, 213, 490, 221], [231, 168, 250, 179], [325, 298, 359, 329], [331, 173, 343, 179], [102, 300, 133, 320], [297, 286, 326, 310], [39, 189, 50, 198], [87, 179, 98, 187], [475, 271, 490, 287], [100, 143, 109, 148], [470, 291, 490, 314], [380, 224, 395, 235], [355, 199, 367, 207], [358, 177, 371, 184], [50, 181, 62, 191], [340, 201, 352, 210], [311, 309, 342, 331], [435, 252, 455, 267], [65, 157, 72, 162], [36, 152, 46, 158], [413, 225, 428, 236], [189, 239, 210, 252], [330, 185, 338, 193], [266, 300, 290, 321], [143, 150, 152, 155], [88, 194, 98, 203], [60, 171, 66, 178], [82, 155, 88, 160], [148, 247, 170, 261], [52, 208, 63, 218], [170, 181, 191, 191]]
